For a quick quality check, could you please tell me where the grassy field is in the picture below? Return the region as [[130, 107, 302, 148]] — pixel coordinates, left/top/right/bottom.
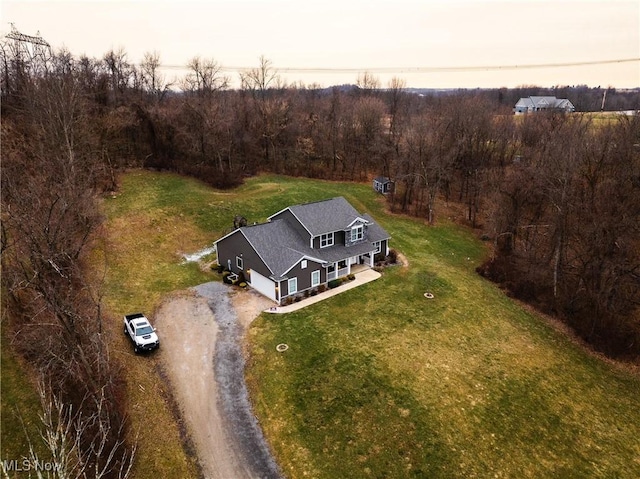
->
[[0, 329, 48, 468], [98, 172, 222, 479], [6, 170, 637, 478], [239, 178, 640, 478], [103, 171, 640, 478], [98, 171, 385, 478]]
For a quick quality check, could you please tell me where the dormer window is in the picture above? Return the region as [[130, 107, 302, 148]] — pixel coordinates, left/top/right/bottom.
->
[[320, 232, 334, 248], [351, 225, 364, 242]]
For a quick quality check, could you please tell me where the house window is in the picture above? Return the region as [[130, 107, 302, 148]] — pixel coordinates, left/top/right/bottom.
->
[[351, 225, 363, 242], [288, 277, 297, 295], [373, 241, 381, 254], [236, 256, 243, 270], [320, 232, 334, 248], [311, 270, 320, 287], [301, 260, 307, 269]]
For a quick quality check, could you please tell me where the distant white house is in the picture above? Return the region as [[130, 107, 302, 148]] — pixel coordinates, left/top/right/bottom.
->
[[514, 96, 575, 114]]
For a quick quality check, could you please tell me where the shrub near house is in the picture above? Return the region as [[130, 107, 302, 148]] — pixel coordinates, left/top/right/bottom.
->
[[215, 197, 390, 305]]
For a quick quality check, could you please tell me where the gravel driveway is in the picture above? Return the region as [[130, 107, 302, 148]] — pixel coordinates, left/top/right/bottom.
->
[[155, 282, 281, 479]]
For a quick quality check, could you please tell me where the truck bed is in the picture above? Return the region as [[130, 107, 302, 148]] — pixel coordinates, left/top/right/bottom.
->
[[125, 312, 145, 322]]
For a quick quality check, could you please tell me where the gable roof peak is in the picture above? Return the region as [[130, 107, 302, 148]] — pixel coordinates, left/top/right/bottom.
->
[[285, 197, 365, 236], [268, 196, 374, 237]]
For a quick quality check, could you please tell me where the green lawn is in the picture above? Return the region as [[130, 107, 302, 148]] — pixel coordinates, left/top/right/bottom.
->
[[98, 171, 388, 479], [75, 170, 640, 478], [0, 329, 48, 469], [239, 178, 640, 478]]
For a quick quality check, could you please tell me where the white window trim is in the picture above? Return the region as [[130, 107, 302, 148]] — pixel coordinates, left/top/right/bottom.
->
[[301, 260, 307, 269], [311, 270, 320, 287], [351, 225, 363, 242], [320, 232, 334, 248], [288, 277, 297, 295], [236, 256, 243, 270], [374, 241, 381, 254]]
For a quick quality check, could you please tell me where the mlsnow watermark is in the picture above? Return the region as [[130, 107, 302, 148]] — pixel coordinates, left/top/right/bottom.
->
[[2, 458, 62, 473]]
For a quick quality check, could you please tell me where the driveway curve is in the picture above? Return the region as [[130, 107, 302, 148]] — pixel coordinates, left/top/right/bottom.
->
[[155, 282, 281, 479]]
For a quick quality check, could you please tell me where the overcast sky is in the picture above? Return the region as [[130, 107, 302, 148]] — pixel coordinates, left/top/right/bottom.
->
[[2, 0, 638, 89]]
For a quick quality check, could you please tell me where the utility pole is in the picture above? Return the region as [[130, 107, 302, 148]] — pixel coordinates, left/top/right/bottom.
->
[[1, 23, 52, 95], [4, 23, 52, 72]]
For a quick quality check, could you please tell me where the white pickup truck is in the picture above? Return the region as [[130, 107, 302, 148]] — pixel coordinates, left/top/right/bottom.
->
[[124, 313, 160, 354]]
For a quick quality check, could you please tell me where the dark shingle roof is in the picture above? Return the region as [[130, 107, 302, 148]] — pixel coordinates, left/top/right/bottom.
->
[[274, 197, 366, 237], [239, 197, 391, 280], [241, 219, 310, 279], [362, 213, 391, 242]]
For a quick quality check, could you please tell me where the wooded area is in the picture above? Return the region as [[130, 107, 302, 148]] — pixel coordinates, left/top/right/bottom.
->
[[1, 43, 639, 474]]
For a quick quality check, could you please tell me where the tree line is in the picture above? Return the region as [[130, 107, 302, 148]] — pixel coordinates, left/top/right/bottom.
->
[[1, 42, 639, 473], [480, 112, 640, 358], [1, 46, 133, 477]]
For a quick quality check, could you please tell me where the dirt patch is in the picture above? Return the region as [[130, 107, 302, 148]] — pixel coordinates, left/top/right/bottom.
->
[[232, 288, 276, 330], [154, 284, 280, 479], [396, 251, 410, 268]]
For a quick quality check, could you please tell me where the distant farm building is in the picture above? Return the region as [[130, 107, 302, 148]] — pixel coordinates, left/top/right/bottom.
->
[[373, 176, 394, 194], [514, 96, 575, 114]]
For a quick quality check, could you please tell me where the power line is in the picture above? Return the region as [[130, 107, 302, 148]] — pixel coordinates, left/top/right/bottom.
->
[[157, 58, 640, 74], [6, 23, 50, 47]]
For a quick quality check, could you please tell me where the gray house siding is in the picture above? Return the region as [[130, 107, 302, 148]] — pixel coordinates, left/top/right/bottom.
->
[[376, 239, 389, 257], [280, 258, 326, 297], [313, 226, 374, 249], [344, 222, 368, 248], [216, 231, 271, 279], [313, 230, 347, 249]]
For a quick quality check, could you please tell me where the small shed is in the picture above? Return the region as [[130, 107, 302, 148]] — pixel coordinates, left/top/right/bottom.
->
[[373, 176, 394, 194]]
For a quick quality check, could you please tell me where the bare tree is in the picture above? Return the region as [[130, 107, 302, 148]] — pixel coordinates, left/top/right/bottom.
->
[[139, 51, 171, 102], [382, 77, 409, 181], [239, 55, 280, 100], [239, 56, 291, 170], [176, 56, 235, 176], [327, 87, 344, 173], [182, 56, 228, 95], [356, 71, 380, 93], [1, 50, 131, 476], [102, 48, 132, 104], [481, 111, 640, 356], [2, 380, 136, 479]]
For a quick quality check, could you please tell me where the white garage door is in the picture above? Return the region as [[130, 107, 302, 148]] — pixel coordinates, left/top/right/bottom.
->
[[249, 269, 277, 301]]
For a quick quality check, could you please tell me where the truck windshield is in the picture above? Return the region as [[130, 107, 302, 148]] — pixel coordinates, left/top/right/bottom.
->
[[136, 325, 154, 336]]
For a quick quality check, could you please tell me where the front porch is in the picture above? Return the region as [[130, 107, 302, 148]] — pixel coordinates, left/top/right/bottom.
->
[[326, 254, 374, 281], [265, 268, 381, 314], [350, 263, 370, 274]]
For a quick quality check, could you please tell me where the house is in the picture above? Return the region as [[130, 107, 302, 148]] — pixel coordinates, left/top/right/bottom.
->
[[513, 96, 575, 114], [214, 197, 391, 304], [373, 176, 394, 194]]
